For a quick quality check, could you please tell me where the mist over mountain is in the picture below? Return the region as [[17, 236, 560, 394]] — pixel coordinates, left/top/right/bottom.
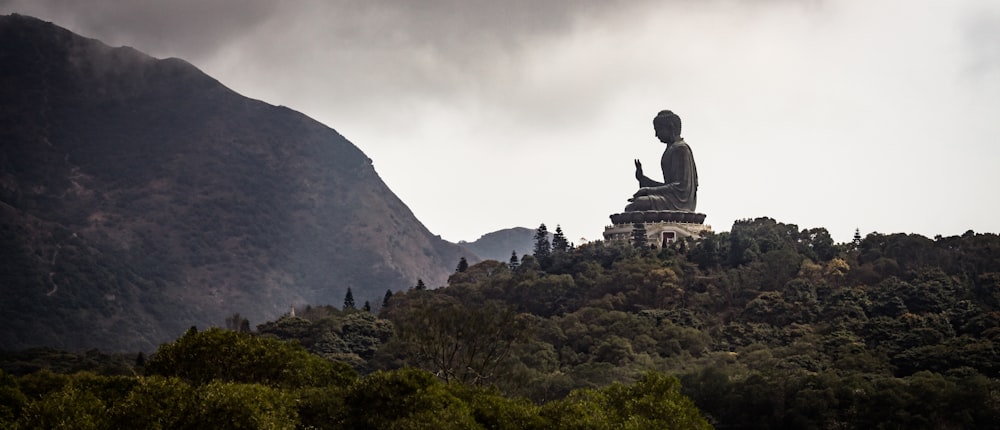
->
[[0, 14, 473, 351]]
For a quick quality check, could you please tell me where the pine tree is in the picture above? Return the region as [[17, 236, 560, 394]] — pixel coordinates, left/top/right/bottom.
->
[[344, 288, 355, 310], [225, 312, 243, 331], [533, 223, 551, 259], [509, 250, 520, 270], [383, 289, 393, 308], [456, 257, 469, 273], [631, 223, 648, 249], [552, 225, 569, 253], [363, 301, 371, 312], [415, 279, 427, 290]]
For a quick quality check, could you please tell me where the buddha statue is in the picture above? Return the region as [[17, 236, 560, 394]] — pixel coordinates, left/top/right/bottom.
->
[[625, 110, 698, 212]]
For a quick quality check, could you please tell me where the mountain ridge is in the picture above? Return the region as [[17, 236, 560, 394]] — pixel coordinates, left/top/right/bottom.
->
[[459, 227, 537, 262], [0, 14, 474, 351]]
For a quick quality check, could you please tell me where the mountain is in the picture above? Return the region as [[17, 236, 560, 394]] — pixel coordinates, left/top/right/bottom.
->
[[459, 227, 537, 262], [0, 14, 474, 351]]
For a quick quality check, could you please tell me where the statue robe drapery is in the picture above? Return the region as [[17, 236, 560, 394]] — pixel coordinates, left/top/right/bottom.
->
[[625, 138, 698, 212]]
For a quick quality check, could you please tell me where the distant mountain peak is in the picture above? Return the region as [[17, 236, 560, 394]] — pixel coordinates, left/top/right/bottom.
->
[[460, 227, 537, 262]]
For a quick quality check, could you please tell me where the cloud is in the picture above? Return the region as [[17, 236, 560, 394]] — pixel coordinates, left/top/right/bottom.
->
[[0, 0, 277, 56], [1, 0, 656, 128], [3, 0, 999, 243], [960, 3, 1000, 79]]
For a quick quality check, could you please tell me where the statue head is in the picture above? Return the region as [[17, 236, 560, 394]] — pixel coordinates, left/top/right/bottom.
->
[[653, 110, 681, 143]]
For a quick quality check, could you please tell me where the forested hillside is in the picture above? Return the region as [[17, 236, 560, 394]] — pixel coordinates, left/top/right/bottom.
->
[[254, 217, 1000, 428], [3, 217, 999, 428]]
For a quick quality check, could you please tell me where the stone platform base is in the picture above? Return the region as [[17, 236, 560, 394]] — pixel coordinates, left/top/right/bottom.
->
[[604, 211, 711, 247], [609, 210, 706, 225]]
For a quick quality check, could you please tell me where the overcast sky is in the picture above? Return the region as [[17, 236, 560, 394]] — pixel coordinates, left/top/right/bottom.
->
[[4, 0, 999, 244]]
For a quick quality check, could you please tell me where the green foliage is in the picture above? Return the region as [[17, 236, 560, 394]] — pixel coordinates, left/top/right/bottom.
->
[[12, 373, 304, 429], [533, 223, 551, 262], [340, 368, 479, 429], [145, 327, 356, 388], [601, 372, 712, 429], [343, 287, 355, 310], [108, 376, 193, 429], [0, 370, 26, 426], [541, 372, 711, 429], [383, 292, 529, 386], [188, 381, 297, 430], [450, 384, 546, 430], [15, 368, 71, 399], [382, 289, 394, 309], [552, 225, 569, 254], [8, 217, 1000, 429], [257, 310, 393, 369], [294, 384, 349, 430], [17, 383, 108, 429], [225, 312, 250, 332], [509, 250, 520, 270], [516, 254, 540, 274], [0, 348, 137, 377]]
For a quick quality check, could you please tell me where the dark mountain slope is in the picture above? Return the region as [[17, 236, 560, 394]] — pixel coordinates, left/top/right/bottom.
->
[[0, 14, 472, 351]]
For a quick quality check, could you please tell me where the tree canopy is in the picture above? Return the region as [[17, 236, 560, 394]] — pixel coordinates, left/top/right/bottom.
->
[[6, 217, 1000, 429]]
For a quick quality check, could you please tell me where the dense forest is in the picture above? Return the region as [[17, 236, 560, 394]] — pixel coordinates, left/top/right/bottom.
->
[[3, 217, 1000, 428]]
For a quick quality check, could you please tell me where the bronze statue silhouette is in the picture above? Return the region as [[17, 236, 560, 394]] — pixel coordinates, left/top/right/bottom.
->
[[625, 110, 698, 212]]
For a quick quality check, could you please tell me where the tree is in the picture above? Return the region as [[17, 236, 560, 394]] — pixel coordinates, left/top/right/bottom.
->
[[225, 313, 247, 331], [344, 288, 356, 310], [509, 250, 520, 270], [145, 327, 356, 388], [363, 301, 371, 312], [552, 225, 569, 253], [631, 223, 648, 249], [518, 255, 541, 273], [415, 279, 427, 291], [17, 384, 108, 429], [540, 372, 711, 429], [383, 290, 394, 308], [534, 224, 551, 260], [456, 257, 469, 273], [800, 227, 836, 261], [340, 369, 480, 429], [109, 376, 194, 429], [187, 381, 297, 430], [0, 370, 26, 426], [387, 295, 529, 386]]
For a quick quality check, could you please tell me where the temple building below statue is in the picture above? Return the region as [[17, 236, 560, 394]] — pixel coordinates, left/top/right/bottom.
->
[[603, 211, 712, 247]]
